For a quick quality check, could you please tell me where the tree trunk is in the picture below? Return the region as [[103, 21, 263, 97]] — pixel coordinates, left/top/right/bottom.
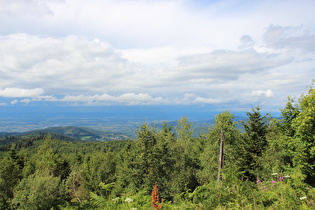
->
[[217, 128, 224, 181]]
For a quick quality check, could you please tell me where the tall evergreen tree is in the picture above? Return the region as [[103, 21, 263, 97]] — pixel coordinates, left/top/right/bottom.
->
[[0, 155, 21, 209], [238, 107, 269, 180], [170, 117, 199, 195], [130, 124, 172, 194]]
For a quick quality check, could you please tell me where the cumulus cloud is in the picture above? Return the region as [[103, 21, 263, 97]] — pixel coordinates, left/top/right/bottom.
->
[[174, 49, 292, 83], [0, 88, 44, 98], [250, 90, 274, 98], [0, 1, 314, 110], [60, 93, 164, 105], [239, 35, 254, 49], [264, 24, 315, 52], [0, 34, 133, 94], [0, 0, 54, 18], [264, 24, 289, 44], [1, 34, 292, 100], [3, 0, 313, 49], [0, 31, 312, 109], [57, 92, 231, 106], [20, 98, 32, 104], [193, 97, 225, 104], [10, 99, 18, 104]]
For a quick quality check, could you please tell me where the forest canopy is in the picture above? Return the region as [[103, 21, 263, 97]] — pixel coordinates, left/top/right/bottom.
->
[[1, 82, 315, 209]]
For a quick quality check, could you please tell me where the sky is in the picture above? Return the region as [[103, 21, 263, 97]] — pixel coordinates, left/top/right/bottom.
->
[[0, 0, 315, 116]]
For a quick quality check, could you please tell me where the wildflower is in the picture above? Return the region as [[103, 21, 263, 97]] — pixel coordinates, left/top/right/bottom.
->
[[272, 173, 278, 176], [263, 186, 267, 190], [256, 179, 261, 184], [278, 176, 284, 181], [300, 196, 307, 200], [271, 180, 276, 183], [125, 198, 133, 203]]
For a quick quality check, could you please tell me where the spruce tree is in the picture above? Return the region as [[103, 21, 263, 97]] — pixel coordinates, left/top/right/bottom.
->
[[238, 107, 269, 180]]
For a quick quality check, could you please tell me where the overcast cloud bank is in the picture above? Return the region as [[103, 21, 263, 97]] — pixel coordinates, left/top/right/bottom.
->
[[0, 0, 314, 111]]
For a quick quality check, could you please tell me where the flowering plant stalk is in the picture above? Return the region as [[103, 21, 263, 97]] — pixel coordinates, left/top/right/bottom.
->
[[151, 183, 162, 210]]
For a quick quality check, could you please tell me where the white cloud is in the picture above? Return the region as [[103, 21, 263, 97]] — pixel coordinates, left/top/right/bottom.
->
[[20, 98, 32, 104], [250, 90, 274, 98], [0, 88, 44, 98], [116, 93, 164, 105], [193, 97, 225, 104], [239, 35, 254, 49], [0, 1, 315, 110], [10, 99, 18, 104], [0, 34, 132, 94], [0, 31, 313, 109], [175, 49, 291, 81], [60, 93, 164, 105], [0, 0, 54, 18], [56, 92, 230, 106], [2, 0, 314, 49], [263, 24, 315, 53]]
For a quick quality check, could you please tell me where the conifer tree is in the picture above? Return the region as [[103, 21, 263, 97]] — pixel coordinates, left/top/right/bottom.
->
[[238, 107, 269, 180], [0, 155, 21, 208], [171, 117, 199, 195]]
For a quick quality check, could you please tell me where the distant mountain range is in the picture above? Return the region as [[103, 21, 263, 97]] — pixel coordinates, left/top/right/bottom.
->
[[0, 126, 132, 143], [39, 126, 131, 141], [0, 115, 251, 147]]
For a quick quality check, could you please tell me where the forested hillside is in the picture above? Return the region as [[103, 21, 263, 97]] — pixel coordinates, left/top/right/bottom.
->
[[0, 126, 131, 143], [0, 84, 315, 209]]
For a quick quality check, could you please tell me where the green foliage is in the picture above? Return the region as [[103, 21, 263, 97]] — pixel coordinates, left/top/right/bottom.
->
[[82, 152, 116, 194], [276, 83, 315, 185], [237, 107, 270, 180], [66, 164, 90, 204], [40, 126, 130, 141], [175, 116, 193, 145], [2, 81, 315, 209], [242, 107, 269, 155], [131, 123, 177, 199], [291, 85, 315, 183], [87, 190, 151, 210], [280, 96, 300, 137], [198, 111, 240, 184], [259, 124, 290, 180], [170, 117, 199, 196], [11, 172, 67, 210], [135, 124, 160, 191], [0, 155, 21, 209]]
